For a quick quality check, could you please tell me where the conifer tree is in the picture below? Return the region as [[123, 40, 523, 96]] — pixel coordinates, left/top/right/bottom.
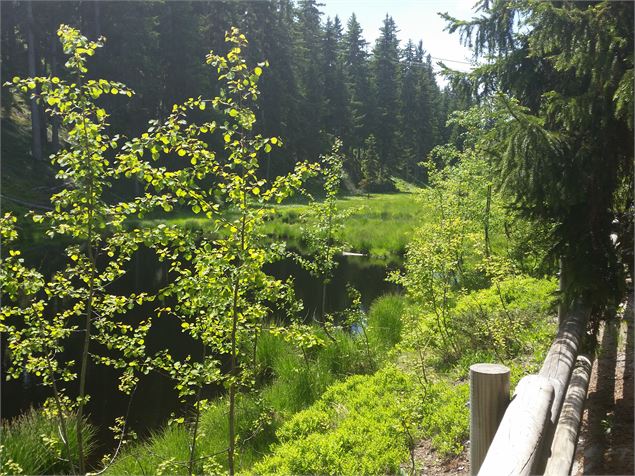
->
[[372, 15, 401, 175], [443, 0, 634, 308], [399, 39, 421, 176], [322, 17, 351, 144], [294, 0, 327, 161], [344, 13, 374, 150]]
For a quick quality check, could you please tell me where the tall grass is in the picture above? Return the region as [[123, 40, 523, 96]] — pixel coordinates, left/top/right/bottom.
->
[[104, 395, 271, 474], [1, 408, 96, 475], [367, 294, 406, 351], [138, 187, 428, 259], [105, 324, 379, 474]]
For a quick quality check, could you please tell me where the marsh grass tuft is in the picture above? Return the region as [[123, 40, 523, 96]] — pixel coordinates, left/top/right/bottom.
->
[[1, 408, 96, 475], [366, 294, 406, 351]]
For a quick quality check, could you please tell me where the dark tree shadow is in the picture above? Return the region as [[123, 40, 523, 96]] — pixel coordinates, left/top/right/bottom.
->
[[583, 315, 618, 474]]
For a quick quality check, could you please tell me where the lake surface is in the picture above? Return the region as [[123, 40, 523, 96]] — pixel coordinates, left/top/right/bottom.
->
[[1, 244, 400, 444]]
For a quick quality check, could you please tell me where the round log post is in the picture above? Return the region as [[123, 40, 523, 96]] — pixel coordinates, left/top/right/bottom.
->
[[470, 363, 510, 475]]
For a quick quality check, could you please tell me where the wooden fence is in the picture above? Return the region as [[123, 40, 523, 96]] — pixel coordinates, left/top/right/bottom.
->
[[471, 305, 591, 476]]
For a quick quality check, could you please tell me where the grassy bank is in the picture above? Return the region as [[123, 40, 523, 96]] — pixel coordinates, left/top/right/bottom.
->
[[0, 409, 96, 475], [98, 276, 556, 475], [139, 181, 427, 260], [102, 295, 400, 475], [250, 276, 558, 474]]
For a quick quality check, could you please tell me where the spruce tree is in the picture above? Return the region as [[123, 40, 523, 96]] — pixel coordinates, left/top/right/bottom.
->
[[344, 13, 374, 150], [294, 0, 327, 162], [322, 17, 351, 145], [372, 15, 401, 175], [443, 0, 634, 308]]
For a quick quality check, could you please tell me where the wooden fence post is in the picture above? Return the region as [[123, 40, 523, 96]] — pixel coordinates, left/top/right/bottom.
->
[[470, 363, 510, 475]]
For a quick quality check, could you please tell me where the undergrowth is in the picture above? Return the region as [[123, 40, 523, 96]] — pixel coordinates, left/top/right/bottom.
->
[[0, 408, 96, 475]]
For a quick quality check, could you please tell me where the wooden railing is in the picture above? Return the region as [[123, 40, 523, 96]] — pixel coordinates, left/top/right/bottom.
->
[[470, 305, 591, 476]]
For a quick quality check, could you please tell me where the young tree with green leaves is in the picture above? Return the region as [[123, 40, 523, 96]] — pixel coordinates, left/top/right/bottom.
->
[[296, 139, 348, 327], [394, 102, 553, 360], [1, 213, 77, 472], [4, 26, 162, 473], [117, 28, 318, 475]]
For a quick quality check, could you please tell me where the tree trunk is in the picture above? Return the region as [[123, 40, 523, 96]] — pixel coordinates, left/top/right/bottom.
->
[[26, 0, 43, 160], [49, 38, 60, 151], [1, 1, 16, 113], [38, 54, 48, 149], [93, 1, 101, 38]]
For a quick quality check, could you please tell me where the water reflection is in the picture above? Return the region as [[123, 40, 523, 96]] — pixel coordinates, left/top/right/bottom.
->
[[1, 245, 400, 443]]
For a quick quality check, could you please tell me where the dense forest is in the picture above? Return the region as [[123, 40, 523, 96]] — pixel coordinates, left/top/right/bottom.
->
[[1, 1, 633, 475], [1, 0, 458, 187]]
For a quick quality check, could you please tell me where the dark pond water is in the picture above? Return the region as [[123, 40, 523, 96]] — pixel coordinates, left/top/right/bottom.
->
[[1, 243, 400, 446]]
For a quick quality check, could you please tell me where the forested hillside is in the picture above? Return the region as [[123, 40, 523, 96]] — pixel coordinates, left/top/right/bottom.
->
[[1, 0, 459, 187]]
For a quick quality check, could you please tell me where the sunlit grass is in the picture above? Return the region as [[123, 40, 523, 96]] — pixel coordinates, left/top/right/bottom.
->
[[103, 323, 380, 475], [1, 408, 96, 475], [139, 184, 429, 259]]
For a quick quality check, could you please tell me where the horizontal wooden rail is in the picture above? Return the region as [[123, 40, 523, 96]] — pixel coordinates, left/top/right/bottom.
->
[[476, 305, 590, 476], [477, 375, 555, 475], [544, 355, 593, 476]]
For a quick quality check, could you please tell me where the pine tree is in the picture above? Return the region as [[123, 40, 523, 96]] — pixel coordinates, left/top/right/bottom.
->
[[372, 15, 401, 175], [344, 13, 374, 151], [443, 0, 634, 307]]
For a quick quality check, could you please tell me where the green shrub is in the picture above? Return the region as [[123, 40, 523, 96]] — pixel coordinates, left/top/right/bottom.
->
[[1, 407, 96, 475], [419, 380, 470, 456], [450, 276, 558, 360], [254, 366, 417, 475], [403, 276, 557, 368], [366, 294, 405, 351]]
